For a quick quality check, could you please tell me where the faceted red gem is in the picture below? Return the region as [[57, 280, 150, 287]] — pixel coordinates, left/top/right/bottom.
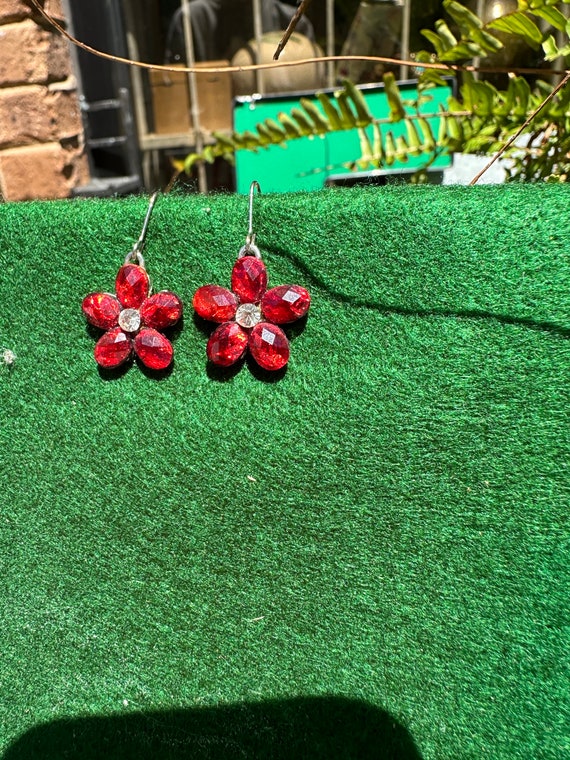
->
[[94, 327, 132, 368], [261, 285, 311, 324], [193, 285, 237, 323], [82, 292, 121, 329], [134, 328, 174, 370], [249, 322, 290, 371], [231, 257, 267, 303], [206, 322, 248, 367], [140, 291, 183, 329], [115, 264, 149, 308]]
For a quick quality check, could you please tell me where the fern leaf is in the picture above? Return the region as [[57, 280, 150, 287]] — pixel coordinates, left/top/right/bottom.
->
[[300, 98, 330, 134], [344, 80, 374, 127], [383, 73, 407, 122], [488, 12, 543, 49], [316, 93, 344, 131]]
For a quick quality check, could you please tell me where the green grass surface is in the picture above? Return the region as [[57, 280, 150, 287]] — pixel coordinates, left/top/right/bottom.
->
[[0, 185, 568, 759]]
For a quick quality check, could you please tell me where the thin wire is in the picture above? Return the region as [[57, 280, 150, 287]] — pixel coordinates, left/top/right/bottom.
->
[[30, 0, 570, 188], [29, 0, 570, 79], [469, 70, 570, 185], [247, 181, 262, 244], [125, 190, 159, 265]]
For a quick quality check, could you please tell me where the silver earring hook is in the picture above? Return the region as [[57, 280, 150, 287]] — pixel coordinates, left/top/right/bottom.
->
[[239, 181, 262, 259], [124, 190, 160, 268]]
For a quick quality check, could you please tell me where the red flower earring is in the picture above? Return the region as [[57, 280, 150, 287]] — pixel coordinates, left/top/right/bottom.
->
[[82, 192, 183, 371], [193, 182, 310, 372]]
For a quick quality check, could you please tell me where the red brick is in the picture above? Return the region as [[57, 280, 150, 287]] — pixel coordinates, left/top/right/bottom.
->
[[0, 141, 89, 201], [47, 88, 83, 140], [0, 84, 83, 149], [0, 0, 66, 24], [0, 20, 70, 86], [45, 0, 65, 20], [0, 0, 32, 24], [0, 86, 52, 148]]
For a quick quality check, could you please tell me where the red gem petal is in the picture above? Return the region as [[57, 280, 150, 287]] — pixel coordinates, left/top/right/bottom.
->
[[261, 285, 311, 324], [206, 322, 249, 367], [94, 327, 132, 368], [134, 328, 174, 370], [249, 322, 290, 371], [82, 292, 121, 329], [140, 291, 183, 329], [193, 285, 237, 323], [231, 257, 267, 303], [115, 264, 150, 308]]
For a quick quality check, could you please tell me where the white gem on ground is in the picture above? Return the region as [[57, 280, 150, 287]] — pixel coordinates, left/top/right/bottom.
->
[[283, 288, 301, 304], [261, 328, 275, 345], [235, 303, 261, 328], [118, 308, 141, 333]]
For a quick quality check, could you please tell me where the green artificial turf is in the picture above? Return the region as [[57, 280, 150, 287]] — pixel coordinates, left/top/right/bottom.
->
[[0, 185, 568, 759]]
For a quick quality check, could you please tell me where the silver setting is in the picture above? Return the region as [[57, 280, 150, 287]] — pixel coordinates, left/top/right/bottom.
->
[[238, 180, 262, 259], [235, 303, 262, 329], [124, 190, 159, 267], [118, 308, 141, 333]]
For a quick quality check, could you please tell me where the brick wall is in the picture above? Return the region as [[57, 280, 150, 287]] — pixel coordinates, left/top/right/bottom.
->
[[0, 0, 89, 201]]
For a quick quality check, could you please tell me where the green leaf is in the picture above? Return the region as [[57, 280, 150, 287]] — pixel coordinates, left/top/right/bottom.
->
[[512, 76, 531, 116], [372, 123, 384, 162], [417, 117, 436, 151], [241, 130, 262, 149], [488, 12, 543, 49], [202, 146, 215, 164], [443, 0, 483, 33], [384, 132, 396, 166], [316, 93, 344, 131], [290, 108, 314, 136], [421, 29, 447, 57], [357, 128, 374, 168], [183, 153, 199, 172], [277, 112, 303, 139], [383, 72, 407, 122], [211, 132, 237, 150], [264, 119, 286, 141], [256, 123, 275, 145], [435, 20, 459, 49], [542, 33, 561, 59], [446, 115, 464, 149], [405, 119, 423, 156], [336, 91, 358, 129], [344, 80, 374, 127], [470, 28, 504, 53], [531, 6, 568, 30], [395, 136, 410, 162], [439, 41, 485, 60], [300, 98, 330, 134], [461, 77, 497, 118]]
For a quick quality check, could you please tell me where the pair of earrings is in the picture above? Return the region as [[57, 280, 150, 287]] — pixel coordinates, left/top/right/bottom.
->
[[82, 183, 311, 374]]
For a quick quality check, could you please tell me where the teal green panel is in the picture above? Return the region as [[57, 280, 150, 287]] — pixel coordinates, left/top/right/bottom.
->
[[234, 82, 453, 193]]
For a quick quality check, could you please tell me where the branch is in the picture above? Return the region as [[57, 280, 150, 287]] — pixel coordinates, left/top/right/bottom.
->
[[274, 0, 314, 61], [469, 71, 570, 185]]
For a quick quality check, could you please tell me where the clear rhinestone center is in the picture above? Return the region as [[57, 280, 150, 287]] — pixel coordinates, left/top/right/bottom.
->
[[118, 308, 141, 333], [235, 303, 262, 329]]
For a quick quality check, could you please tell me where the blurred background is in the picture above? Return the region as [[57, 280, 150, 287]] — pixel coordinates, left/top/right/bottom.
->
[[0, 0, 564, 200]]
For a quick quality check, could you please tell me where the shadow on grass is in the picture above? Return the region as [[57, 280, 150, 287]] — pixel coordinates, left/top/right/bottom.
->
[[262, 243, 570, 339], [2, 695, 422, 760]]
